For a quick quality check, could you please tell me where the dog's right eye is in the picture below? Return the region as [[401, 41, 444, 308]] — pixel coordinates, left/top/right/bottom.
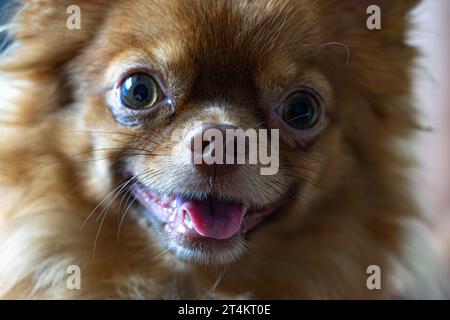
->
[[119, 73, 159, 110]]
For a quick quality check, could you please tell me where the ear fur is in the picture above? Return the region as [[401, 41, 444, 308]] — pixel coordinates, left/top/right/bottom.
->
[[0, 0, 109, 71]]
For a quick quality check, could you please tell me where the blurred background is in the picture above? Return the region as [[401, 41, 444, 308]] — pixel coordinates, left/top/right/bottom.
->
[[411, 0, 450, 254]]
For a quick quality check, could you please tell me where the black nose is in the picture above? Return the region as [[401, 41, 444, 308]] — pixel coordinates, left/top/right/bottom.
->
[[185, 123, 245, 176]]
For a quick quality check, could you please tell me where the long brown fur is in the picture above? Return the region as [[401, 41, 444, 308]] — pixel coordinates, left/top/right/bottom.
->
[[0, 0, 446, 299]]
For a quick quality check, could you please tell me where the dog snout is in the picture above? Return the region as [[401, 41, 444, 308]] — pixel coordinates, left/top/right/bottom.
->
[[185, 123, 247, 176]]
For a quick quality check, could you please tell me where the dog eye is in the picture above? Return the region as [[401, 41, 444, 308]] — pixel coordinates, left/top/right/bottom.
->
[[280, 91, 321, 130], [120, 73, 158, 110]]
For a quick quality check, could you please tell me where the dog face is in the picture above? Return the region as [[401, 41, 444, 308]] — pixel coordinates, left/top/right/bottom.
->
[[1, 0, 420, 271], [69, 0, 345, 265], [67, 0, 418, 265]]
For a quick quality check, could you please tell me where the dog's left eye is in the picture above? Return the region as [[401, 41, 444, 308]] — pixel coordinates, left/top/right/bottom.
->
[[280, 91, 321, 130], [120, 73, 158, 110], [272, 87, 325, 147]]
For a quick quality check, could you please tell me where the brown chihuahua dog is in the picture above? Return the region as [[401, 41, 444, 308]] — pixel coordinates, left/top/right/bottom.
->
[[0, 0, 446, 298]]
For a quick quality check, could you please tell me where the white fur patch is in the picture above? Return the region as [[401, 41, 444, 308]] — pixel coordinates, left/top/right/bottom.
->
[[388, 218, 449, 298]]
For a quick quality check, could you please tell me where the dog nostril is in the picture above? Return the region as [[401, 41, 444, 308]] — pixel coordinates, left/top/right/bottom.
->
[[185, 123, 241, 177]]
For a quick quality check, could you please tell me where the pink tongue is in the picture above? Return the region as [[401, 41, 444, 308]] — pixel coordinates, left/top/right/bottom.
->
[[178, 198, 246, 240]]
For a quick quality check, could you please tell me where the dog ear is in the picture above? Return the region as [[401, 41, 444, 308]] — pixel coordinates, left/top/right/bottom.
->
[[325, 0, 422, 138], [0, 0, 109, 71]]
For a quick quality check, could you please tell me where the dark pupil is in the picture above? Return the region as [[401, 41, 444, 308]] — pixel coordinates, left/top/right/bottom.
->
[[133, 84, 149, 102], [283, 94, 318, 129], [121, 75, 155, 109]]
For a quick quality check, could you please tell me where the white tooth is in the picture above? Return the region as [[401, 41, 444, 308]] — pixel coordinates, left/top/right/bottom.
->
[[177, 225, 186, 234], [168, 214, 175, 222], [185, 214, 193, 229]]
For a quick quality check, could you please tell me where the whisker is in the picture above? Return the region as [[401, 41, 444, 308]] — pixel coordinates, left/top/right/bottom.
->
[[204, 266, 227, 299], [319, 41, 351, 67], [28, 148, 163, 176], [90, 168, 153, 257], [117, 196, 138, 242], [152, 247, 171, 261], [80, 179, 130, 231], [66, 130, 163, 146]]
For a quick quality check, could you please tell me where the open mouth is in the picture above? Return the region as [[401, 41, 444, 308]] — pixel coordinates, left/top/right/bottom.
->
[[131, 180, 278, 242]]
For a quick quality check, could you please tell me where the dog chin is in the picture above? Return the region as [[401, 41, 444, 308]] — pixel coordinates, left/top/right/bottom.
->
[[128, 178, 286, 265]]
